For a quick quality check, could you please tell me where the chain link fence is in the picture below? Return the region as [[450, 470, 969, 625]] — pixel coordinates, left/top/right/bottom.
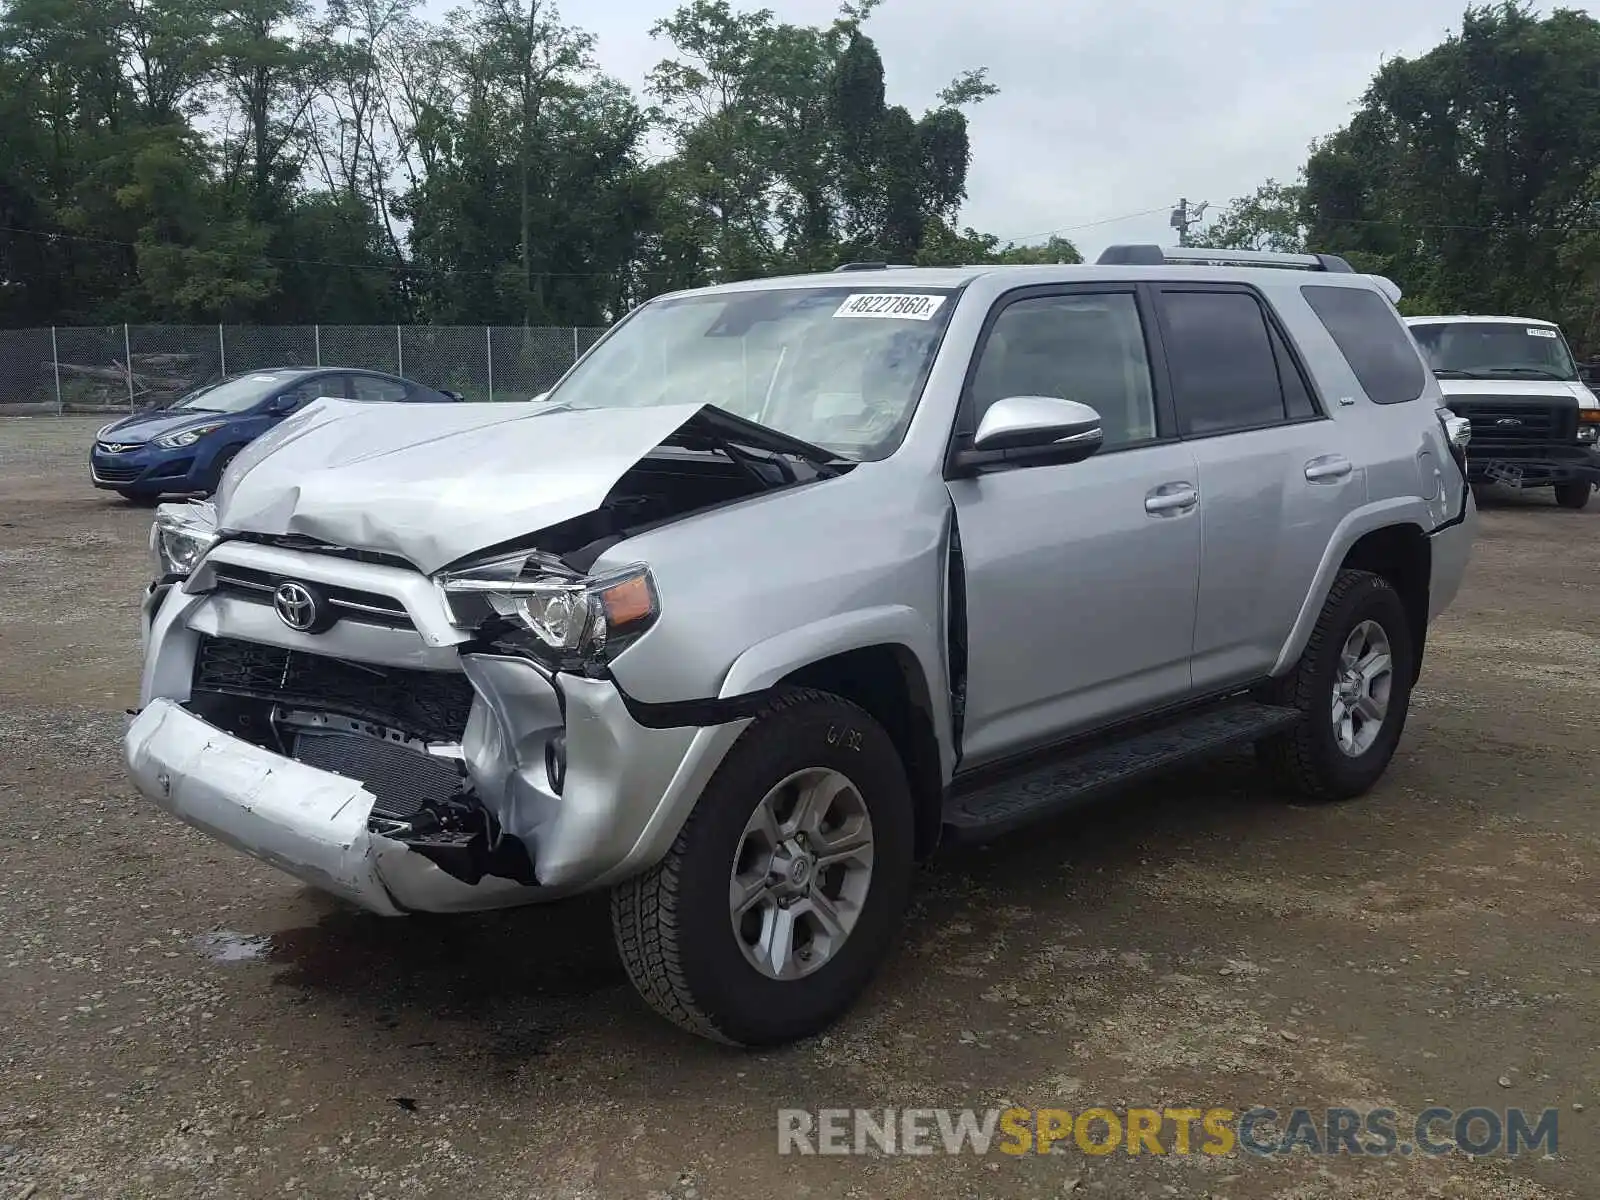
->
[[0, 324, 611, 412]]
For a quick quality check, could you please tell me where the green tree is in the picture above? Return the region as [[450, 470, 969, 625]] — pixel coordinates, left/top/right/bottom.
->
[[1300, 2, 1600, 337], [1195, 180, 1306, 253]]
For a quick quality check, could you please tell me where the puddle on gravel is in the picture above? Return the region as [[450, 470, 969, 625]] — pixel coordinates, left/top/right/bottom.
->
[[194, 929, 273, 963]]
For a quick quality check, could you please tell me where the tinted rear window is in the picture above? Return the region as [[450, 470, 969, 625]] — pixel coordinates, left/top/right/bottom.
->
[[1301, 285, 1427, 405]]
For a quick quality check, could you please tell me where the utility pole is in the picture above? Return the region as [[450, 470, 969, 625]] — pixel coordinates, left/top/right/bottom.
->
[[1171, 197, 1210, 247]]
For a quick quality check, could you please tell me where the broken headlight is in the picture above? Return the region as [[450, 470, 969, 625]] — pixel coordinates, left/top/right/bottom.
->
[[440, 554, 660, 676], [149, 502, 218, 580]]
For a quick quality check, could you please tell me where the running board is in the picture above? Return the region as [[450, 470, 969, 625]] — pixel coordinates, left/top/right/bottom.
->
[[942, 700, 1303, 843]]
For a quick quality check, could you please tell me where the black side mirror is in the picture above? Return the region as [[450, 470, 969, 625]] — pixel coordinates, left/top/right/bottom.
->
[[951, 396, 1104, 476]]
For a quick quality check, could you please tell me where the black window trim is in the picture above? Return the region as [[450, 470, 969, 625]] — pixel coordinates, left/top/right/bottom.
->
[[1145, 281, 1332, 442], [942, 282, 1178, 480]]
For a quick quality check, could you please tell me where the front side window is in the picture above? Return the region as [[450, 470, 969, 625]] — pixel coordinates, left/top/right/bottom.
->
[[1158, 290, 1288, 436], [967, 292, 1157, 449], [545, 286, 957, 461], [1408, 320, 1578, 382]]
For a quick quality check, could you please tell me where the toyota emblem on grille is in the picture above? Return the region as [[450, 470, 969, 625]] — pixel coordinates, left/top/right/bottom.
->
[[1495, 417, 1524, 427], [273, 581, 323, 632]]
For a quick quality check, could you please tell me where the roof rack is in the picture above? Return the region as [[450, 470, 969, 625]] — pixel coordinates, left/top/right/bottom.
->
[[833, 261, 917, 272], [1096, 244, 1355, 273]]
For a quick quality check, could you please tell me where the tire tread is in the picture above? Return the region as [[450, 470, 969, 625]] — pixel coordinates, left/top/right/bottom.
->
[[609, 687, 873, 1045], [1260, 569, 1400, 802]]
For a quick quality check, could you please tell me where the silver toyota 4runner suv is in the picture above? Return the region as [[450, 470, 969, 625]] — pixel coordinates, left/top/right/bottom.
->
[[126, 245, 1477, 1046]]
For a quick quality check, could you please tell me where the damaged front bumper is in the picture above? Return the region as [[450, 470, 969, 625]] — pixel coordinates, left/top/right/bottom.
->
[[126, 541, 751, 914], [125, 698, 527, 915]]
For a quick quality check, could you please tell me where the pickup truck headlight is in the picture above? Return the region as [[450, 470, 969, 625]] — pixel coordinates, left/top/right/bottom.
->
[[1579, 411, 1600, 442], [155, 422, 225, 449], [149, 503, 218, 579], [440, 555, 660, 676]]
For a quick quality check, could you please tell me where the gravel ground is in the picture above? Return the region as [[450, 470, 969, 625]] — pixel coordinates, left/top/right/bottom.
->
[[1, 415, 1595, 1200]]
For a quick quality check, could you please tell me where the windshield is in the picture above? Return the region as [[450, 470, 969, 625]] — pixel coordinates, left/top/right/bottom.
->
[[1410, 321, 1578, 381], [169, 373, 295, 414], [545, 286, 958, 461]]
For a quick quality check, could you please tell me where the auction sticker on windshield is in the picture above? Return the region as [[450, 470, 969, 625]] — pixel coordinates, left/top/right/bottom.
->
[[1526, 327, 1558, 338], [835, 293, 947, 320]]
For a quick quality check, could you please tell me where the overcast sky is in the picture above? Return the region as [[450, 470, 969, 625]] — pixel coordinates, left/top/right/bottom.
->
[[457, 0, 1558, 259]]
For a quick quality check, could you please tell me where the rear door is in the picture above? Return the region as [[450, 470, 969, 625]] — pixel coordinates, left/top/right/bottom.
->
[[1150, 284, 1365, 692]]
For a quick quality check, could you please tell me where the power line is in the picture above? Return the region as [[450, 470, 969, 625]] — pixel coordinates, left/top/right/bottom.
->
[[996, 206, 1172, 246]]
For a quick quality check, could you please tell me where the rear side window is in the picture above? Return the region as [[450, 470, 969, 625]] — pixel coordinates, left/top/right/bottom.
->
[[1301, 284, 1426, 405], [1156, 290, 1289, 436], [352, 375, 410, 403]]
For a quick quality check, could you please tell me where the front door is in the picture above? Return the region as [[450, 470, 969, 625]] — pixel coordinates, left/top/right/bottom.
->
[[947, 286, 1202, 768]]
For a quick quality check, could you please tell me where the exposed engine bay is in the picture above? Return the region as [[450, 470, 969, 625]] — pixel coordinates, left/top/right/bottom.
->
[[509, 407, 849, 570]]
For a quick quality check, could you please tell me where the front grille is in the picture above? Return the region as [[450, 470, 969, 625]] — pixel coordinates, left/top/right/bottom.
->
[[97, 442, 141, 454], [1452, 399, 1577, 447], [92, 464, 141, 483], [209, 565, 413, 629], [291, 729, 463, 819], [192, 636, 475, 742]]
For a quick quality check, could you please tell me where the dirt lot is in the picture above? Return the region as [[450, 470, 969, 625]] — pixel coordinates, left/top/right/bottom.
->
[[0, 415, 1596, 1200]]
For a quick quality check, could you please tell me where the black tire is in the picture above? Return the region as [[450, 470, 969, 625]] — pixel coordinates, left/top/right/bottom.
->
[[1554, 481, 1592, 511], [206, 445, 244, 495], [117, 490, 160, 507], [1258, 569, 1415, 803], [610, 689, 915, 1046]]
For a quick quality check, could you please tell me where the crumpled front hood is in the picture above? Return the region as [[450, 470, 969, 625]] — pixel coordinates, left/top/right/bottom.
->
[[213, 399, 713, 573]]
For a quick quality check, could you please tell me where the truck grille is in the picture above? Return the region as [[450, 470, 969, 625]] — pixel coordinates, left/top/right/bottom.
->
[[191, 636, 475, 742], [1450, 398, 1576, 447], [208, 565, 413, 629]]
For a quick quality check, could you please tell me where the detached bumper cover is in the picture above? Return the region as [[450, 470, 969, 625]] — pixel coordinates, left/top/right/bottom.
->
[[124, 698, 531, 915]]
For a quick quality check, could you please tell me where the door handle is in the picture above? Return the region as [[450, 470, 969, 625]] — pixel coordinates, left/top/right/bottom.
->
[[1305, 454, 1354, 482], [1144, 482, 1198, 514]]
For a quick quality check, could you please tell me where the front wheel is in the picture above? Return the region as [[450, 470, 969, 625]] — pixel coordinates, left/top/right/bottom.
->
[[1554, 481, 1593, 510], [205, 445, 244, 495], [610, 689, 915, 1046], [1258, 570, 1415, 802], [117, 490, 161, 507]]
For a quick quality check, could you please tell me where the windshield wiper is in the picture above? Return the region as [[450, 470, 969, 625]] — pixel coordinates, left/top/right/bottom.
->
[[1482, 367, 1572, 380], [1431, 369, 1486, 379], [684, 405, 853, 478]]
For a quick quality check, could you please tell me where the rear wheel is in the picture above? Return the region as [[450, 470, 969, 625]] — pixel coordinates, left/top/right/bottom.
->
[[1554, 481, 1593, 510], [1258, 570, 1415, 802], [610, 689, 915, 1046]]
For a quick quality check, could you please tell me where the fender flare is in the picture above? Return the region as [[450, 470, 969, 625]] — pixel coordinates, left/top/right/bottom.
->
[[1270, 497, 1433, 677]]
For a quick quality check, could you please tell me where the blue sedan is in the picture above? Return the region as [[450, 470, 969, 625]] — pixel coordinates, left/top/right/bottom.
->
[[89, 367, 462, 503]]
